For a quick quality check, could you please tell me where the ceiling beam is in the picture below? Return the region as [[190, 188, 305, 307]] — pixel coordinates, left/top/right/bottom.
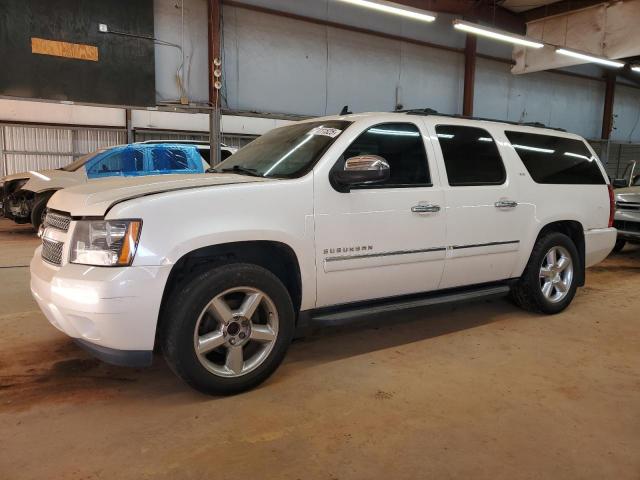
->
[[392, 0, 525, 33], [521, 0, 607, 22]]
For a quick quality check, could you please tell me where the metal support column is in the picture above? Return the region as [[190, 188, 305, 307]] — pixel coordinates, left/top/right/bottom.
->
[[601, 71, 616, 140], [125, 109, 134, 144], [463, 33, 477, 117], [208, 0, 222, 166]]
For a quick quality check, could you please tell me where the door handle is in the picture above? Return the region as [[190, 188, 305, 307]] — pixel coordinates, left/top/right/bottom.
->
[[412, 203, 441, 213], [494, 200, 518, 209]]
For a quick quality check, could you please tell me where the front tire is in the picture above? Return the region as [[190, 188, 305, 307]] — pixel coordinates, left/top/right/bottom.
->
[[161, 263, 294, 395], [511, 232, 579, 314], [30, 194, 51, 230]]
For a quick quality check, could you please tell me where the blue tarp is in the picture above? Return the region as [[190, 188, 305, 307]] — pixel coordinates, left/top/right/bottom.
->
[[86, 144, 205, 179]]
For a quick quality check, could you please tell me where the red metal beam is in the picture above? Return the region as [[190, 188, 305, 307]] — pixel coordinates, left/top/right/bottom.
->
[[207, 0, 221, 107], [462, 33, 476, 116], [601, 71, 616, 140]]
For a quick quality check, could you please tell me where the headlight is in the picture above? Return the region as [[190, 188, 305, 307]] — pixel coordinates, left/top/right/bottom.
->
[[70, 220, 142, 266]]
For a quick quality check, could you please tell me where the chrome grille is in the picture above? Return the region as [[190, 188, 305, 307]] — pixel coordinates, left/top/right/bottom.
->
[[42, 238, 64, 265], [44, 211, 71, 232]]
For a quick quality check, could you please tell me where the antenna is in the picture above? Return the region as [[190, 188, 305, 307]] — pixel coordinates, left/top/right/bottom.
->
[[340, 105, 352, 115]]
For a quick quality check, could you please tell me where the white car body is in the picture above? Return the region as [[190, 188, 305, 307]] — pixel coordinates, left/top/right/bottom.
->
[[1, 142, 237, 226], [30, 112, 616, 367]]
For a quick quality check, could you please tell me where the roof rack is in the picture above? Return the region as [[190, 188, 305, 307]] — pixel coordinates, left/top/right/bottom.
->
[[401, 108, 566, 132]]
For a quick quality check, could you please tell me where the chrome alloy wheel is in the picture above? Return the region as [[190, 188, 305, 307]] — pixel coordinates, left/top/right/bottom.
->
[[539, 246, 574, 303], [193, 287, 279, 378]]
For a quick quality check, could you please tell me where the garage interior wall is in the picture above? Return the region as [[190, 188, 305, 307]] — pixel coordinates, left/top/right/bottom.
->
[[217, 1, 640, 143]]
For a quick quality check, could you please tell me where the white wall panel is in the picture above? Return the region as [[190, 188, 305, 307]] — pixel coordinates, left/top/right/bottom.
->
[[611, 85, 640, 143], [154, 0, 209, 104], [475, 59, 604, 139]]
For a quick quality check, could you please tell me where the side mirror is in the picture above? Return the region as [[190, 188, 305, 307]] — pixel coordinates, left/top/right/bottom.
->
[[332, 155, 390, 191], [612, 178, 628, 189]]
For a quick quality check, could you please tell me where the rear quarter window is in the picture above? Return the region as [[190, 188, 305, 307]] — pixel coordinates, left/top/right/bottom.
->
[[505, 131, 605, 185]]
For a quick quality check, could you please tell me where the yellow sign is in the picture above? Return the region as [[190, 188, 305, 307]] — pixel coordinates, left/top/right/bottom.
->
[[31, 37, 99, 62]]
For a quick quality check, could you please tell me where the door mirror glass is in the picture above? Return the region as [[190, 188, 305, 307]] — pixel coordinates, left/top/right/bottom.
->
[[332, 155, 390, 188], [612, 178, 629, 188]]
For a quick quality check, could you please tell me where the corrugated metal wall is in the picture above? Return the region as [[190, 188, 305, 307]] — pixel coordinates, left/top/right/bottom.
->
[[0, 124, 126, 177]]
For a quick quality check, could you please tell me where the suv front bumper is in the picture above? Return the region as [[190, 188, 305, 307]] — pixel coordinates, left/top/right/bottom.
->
[[30, 248, 172, 367], [614, 210, 640, 242]]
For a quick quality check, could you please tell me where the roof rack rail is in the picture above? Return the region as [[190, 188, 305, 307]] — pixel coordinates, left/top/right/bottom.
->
[[401, 108, 567, 132]]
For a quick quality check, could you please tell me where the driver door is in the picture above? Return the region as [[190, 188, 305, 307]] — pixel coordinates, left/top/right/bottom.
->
[[313, 121, 447, 308]]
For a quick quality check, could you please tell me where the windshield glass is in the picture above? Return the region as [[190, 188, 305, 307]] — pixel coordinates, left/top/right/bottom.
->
[[215, 120, 351, 178], [60, 150, 107, 172]]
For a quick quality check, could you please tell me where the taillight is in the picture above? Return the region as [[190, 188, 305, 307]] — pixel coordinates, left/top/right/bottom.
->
[[608, 184, 615, 228]]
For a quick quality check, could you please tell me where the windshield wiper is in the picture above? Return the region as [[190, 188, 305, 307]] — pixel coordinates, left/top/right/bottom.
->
[[210, 165, 263, 177]]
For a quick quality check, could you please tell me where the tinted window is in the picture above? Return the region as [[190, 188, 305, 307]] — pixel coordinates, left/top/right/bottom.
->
[[87, 148, 144, 175], [505, 131, 605, 185], [340, 123, 430, 188], [436, 125, 505, 186]]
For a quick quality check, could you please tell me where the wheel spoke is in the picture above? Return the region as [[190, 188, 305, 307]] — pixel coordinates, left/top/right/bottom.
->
[[225, 345, 244, 374], [539, 266, 553, 279], [207, 297, 234, 324], [556, 279, 568, 293], [541, 281, 553, 299], [238, 292, 263, 320], [251, 325, 276, 343], [546, 248, 557, 267], [197, 331, 226, 354], [556, 256, 570, 272]]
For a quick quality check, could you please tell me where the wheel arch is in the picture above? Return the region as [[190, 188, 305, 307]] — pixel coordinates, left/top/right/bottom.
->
[[157, 240, 303, 339], [534, 220, 586, 286]]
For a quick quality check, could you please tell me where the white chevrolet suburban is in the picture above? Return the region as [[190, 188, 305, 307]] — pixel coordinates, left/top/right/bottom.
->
[[30, 111, 617, 394]]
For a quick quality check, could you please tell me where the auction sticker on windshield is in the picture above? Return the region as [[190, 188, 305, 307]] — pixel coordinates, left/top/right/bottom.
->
[[309, 127, 342, 138]]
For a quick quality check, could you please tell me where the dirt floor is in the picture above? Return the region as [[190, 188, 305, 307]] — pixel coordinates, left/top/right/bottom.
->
[[0, 217, 638, 479]]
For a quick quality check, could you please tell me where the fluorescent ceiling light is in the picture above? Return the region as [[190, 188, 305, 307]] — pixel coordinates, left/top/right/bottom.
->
[[631, 65, 640, 73], [478, 137, 493, 142], [555, 48, 624, 68], [337, 0, 436, 23], [453, 20, 544, 49], [513, 144, 555, 154], [437, 133, 455, 139]]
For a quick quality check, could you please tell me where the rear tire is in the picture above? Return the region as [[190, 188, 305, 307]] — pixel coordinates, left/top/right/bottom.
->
[[613, 239, 626, 253], [161, 263, 294, 395], [511, 232, 579, 314]]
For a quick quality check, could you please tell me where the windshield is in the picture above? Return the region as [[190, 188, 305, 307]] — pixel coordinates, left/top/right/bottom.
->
[[60, 150, 107, 172], [215, 120, 351, 178]]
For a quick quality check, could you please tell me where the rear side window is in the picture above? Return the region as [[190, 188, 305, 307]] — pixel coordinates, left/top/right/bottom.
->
[[151, 148, 191, 171], [341, 123, 430, 188], [505, 131, 605, 185], [436, 125, 505, 186]]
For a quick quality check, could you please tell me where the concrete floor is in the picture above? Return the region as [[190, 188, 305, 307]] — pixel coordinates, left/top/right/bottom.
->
[[0, 217, 638, 479]]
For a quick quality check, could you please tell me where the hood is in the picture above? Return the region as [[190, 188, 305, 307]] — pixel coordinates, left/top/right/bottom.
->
[[3, 169, 82, 192], [47, 172, 272, 216], [3, 172, 32, 183], [22, 169, 83, 193], [615, 186, 640, 202]]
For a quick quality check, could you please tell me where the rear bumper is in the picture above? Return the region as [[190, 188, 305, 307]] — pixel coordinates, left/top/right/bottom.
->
[[30, 248, 172, 365], [584, 227, 617, 267]]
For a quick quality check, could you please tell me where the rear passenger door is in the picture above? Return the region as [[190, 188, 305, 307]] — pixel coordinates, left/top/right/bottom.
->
[[430, 124, 527, 288]]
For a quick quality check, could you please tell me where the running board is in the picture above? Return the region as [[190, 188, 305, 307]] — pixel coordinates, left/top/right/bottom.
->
[[307, 284, 511, 328]]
